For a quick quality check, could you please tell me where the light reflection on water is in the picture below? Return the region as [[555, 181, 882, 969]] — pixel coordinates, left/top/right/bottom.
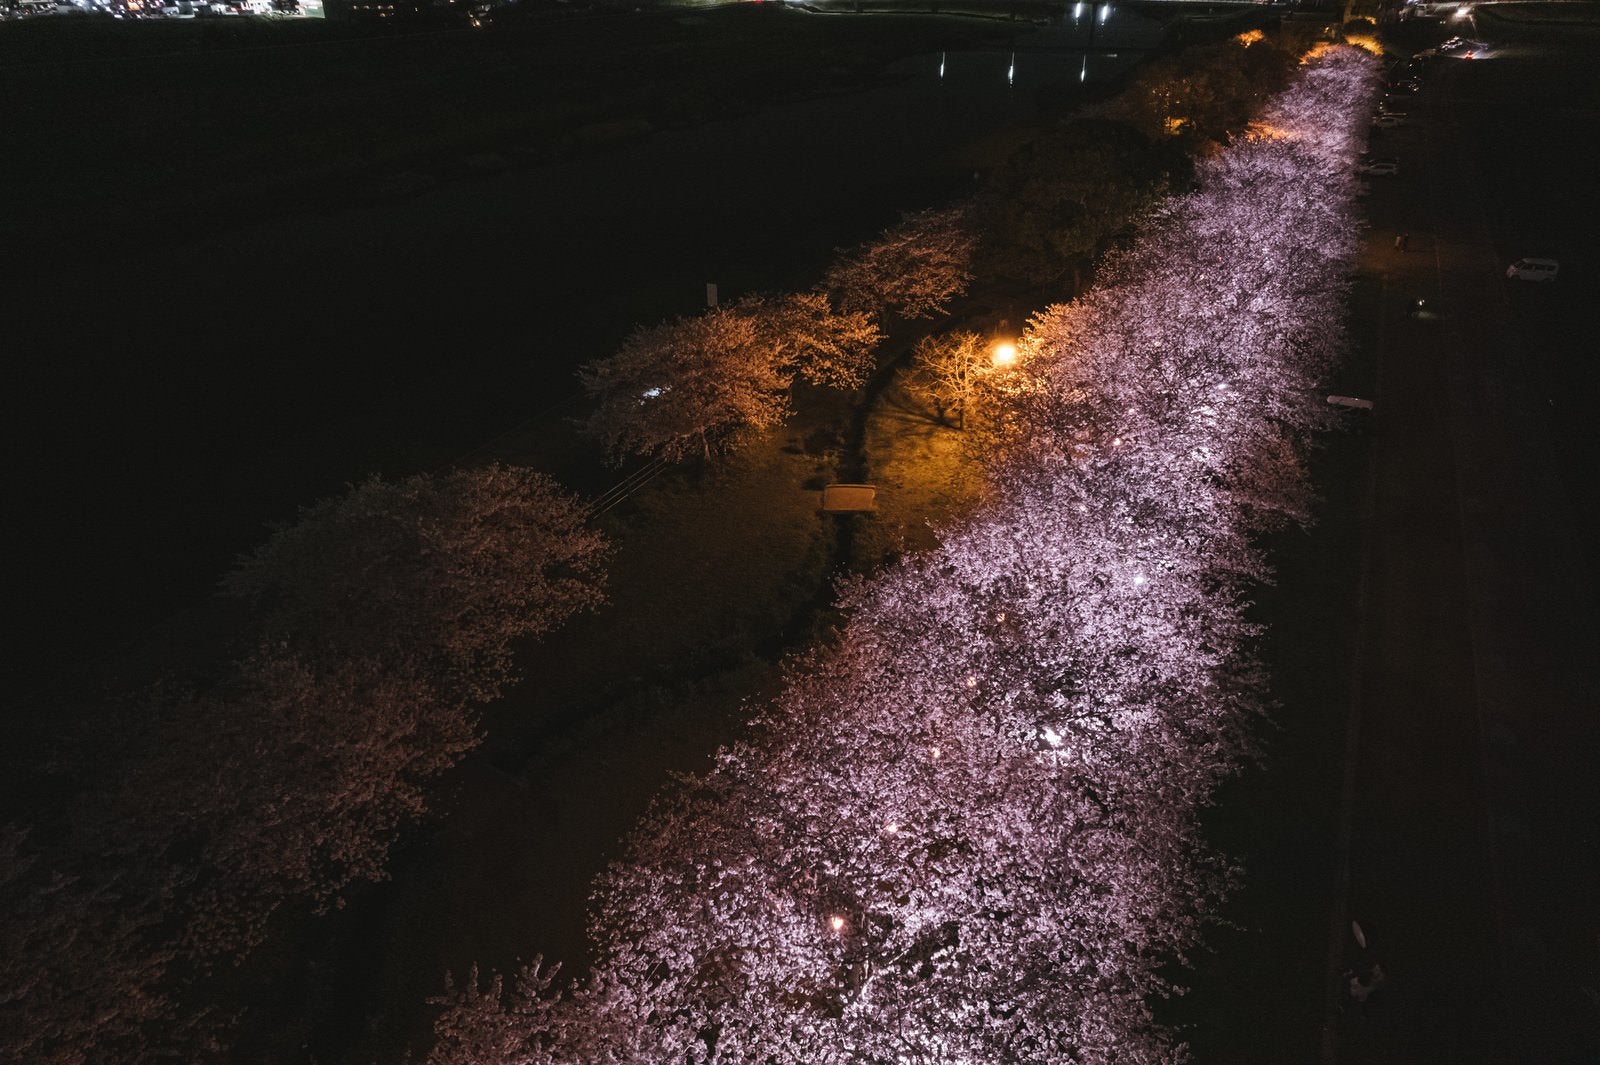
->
[[908, 3, 1163, 102], [906, 46, 1141, 100]]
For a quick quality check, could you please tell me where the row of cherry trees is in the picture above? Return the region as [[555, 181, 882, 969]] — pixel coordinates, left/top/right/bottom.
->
[[581, 206, 976, 463], [3, 467, 609, 1064], [423, 44, 1379, 1064], [580, 29, 1317, 468], [580, 32, 1308, 467]]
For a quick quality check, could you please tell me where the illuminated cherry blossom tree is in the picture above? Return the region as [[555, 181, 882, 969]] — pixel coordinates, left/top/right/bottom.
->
[[825, 205, 976, 323], [581, 292, 880, 462], [903, 329, 999, 430], [581, 309, 790, 463], [743, 290, 883, 391], [224, 465, 608, 703]]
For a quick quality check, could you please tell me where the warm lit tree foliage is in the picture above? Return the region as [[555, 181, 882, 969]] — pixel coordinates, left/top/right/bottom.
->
[[745, 290, 884, 392], [825, 205, 976, 323], [581, 294, 880, 462], [581, 206, 979, 466], [224, 465, 609, 702], [425, 46, 1378, 1064], [904, 329, 992, 429], [581, 309, 794, 463]]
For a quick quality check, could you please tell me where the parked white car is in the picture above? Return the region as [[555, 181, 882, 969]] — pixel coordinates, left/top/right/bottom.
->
[[1506, 257, 1559, 282]]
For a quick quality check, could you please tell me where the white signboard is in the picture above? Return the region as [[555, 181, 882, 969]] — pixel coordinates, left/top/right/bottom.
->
[[822, 484, 877, 512]]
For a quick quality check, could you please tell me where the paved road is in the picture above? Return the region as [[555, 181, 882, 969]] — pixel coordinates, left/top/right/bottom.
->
[[1332, 29, 1600, 1064]]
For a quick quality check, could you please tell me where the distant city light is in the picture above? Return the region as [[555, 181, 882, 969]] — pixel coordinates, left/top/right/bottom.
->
[[829, 915, 846, 932]]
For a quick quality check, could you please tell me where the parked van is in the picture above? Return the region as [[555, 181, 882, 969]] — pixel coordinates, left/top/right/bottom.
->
[[1506, 258, 1559, 282]]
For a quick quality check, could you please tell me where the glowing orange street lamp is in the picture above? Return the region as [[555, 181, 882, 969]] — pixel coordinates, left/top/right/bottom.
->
[[990, 341, 1018, 369]]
